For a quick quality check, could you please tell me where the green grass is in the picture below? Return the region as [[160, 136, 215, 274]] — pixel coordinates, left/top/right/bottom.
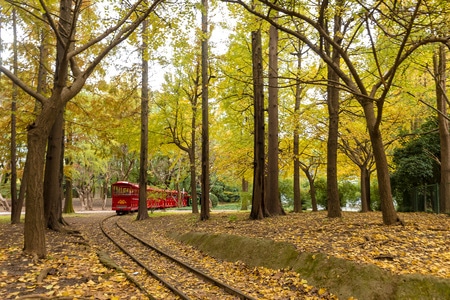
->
[[0, 215, 25, 223], [215, 202, 243, 210]]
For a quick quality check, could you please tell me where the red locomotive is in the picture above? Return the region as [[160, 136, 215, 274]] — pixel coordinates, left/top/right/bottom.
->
[[111, 181, 189, 214]]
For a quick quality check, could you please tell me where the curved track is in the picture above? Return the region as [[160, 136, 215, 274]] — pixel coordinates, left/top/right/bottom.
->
[[100, 215, 256, 300]]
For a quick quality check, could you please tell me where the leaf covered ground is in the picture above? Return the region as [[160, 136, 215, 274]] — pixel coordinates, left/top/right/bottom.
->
[[161, 211, 450, 279], [0, 210, 449, 299]]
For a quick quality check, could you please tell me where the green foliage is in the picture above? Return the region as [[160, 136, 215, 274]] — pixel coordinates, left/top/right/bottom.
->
[[339, 180, 360, 207], [314, 178, 328, 209], [391, 118, 440, 211], [279, 179, 294, 207], [209, 193, 219, 207], [210, 180, 240, 203], [239, 192, 251, 210], [369, 180, 381, 211]]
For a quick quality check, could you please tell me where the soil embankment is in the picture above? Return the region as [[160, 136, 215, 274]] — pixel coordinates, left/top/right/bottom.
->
[[171, 232, 450, 300]]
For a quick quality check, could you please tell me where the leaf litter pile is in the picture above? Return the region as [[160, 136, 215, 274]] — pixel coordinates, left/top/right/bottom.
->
[[0, 211, 448, 299]]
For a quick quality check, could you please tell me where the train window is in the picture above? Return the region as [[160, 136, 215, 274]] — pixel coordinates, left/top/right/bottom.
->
[[113, 186, 134, 195]]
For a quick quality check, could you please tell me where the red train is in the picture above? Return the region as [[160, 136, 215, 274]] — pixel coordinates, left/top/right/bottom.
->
[[111, 181, 189, 214]]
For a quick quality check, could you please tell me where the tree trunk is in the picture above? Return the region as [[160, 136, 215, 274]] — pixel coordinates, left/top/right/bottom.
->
[[434, 44, 450, 214], [250, 30, 267, 220], [137, 17, 149, 221], [24, 106, 58, 258], [366, 170, 372, 211], [293, 43, 302, 214], [363, 101, 399, 225], [200, 0, 210, 221], [12, 165, 26, 224], [326, 1, 343, 219], [10, 8, 18, 222], [190, 79, 199, 213], [63, 124, 74, 214], [266, 22, 285, 216], [241, 178, 249, 210], [43, 108, 65, 230], [360, 166, 369, 212], [303, 169, 317, 212], [63, 177, 74, 213], [189, 149, 199, 213], [24, 0, 73, 257]]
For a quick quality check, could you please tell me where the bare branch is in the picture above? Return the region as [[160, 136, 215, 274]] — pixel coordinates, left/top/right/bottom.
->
[[0, 66, 47, 104]]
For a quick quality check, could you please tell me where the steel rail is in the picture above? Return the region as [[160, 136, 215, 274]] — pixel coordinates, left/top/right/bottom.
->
[[100, 215, 190, 300], [116, 218, 257, 300]]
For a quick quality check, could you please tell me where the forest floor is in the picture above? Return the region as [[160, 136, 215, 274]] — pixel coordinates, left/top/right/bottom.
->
[[0, 204, 449, 299]]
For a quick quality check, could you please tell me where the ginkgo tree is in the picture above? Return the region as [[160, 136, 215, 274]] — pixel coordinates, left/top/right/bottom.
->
[[0, 0, 167, 258]]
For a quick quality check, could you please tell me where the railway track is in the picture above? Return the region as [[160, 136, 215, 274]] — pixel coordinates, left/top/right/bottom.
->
[[100, 215, 257, 300]]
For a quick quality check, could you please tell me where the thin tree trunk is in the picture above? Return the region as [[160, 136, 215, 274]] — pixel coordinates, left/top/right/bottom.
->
[[360, 166, 369, 212], [434, 44, 450, 214], [10, 8, 18, 222], [366, 170, 372, 211], [63, 124, 74, 214], [326, 1, 343, 218], [293, 44, 302, 213], [267, 22, 284, 216], [303, 169, 317, 212], [190, 80, 199, 213], [137, 17, 149, 221], [250, 30, 267, 220], [363, 101, 400, 225], [189, 149, 198, 213], [241, 178, 249, 210], [200, 0, 210, 221]]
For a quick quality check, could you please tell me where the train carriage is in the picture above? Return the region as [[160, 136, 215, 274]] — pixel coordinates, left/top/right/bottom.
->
[[111, 181, 189, 214]]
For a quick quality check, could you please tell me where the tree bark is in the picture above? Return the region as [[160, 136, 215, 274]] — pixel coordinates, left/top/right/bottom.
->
[[434, 44, 450, 214], [63, 124, 74, 214], [200, 0, 210, 221], [190, 71, 199, 214], [360, 166, 369, 212], [24, 105, 59, 258], [302, 167, 318, 212], [325, 0, 343, 219], [266, 22, 285, 216], [43, 108, 65, 230], [137, 17, 149, 221], [250, 30, 267, 220], [293, 42, 303, 213], [363, 101, 400, 224], [10, 8, 18, 223]]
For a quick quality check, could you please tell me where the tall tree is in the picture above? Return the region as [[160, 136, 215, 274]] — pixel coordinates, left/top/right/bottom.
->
[[0, 0, 165, 258], [161, 60, 201, 214], [292, 41, 304, 213], [433, 44, 450, 213], [250, 29, 267, 220], [10, 8, 18, 223], [137, 15, 150, 221], [266, 19, 285, 216], [324, 0, 343, 218], [200, 0, 210, 220]]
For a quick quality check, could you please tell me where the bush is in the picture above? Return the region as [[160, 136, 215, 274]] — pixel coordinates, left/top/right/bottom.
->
[[209, 193, 218, 207]]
